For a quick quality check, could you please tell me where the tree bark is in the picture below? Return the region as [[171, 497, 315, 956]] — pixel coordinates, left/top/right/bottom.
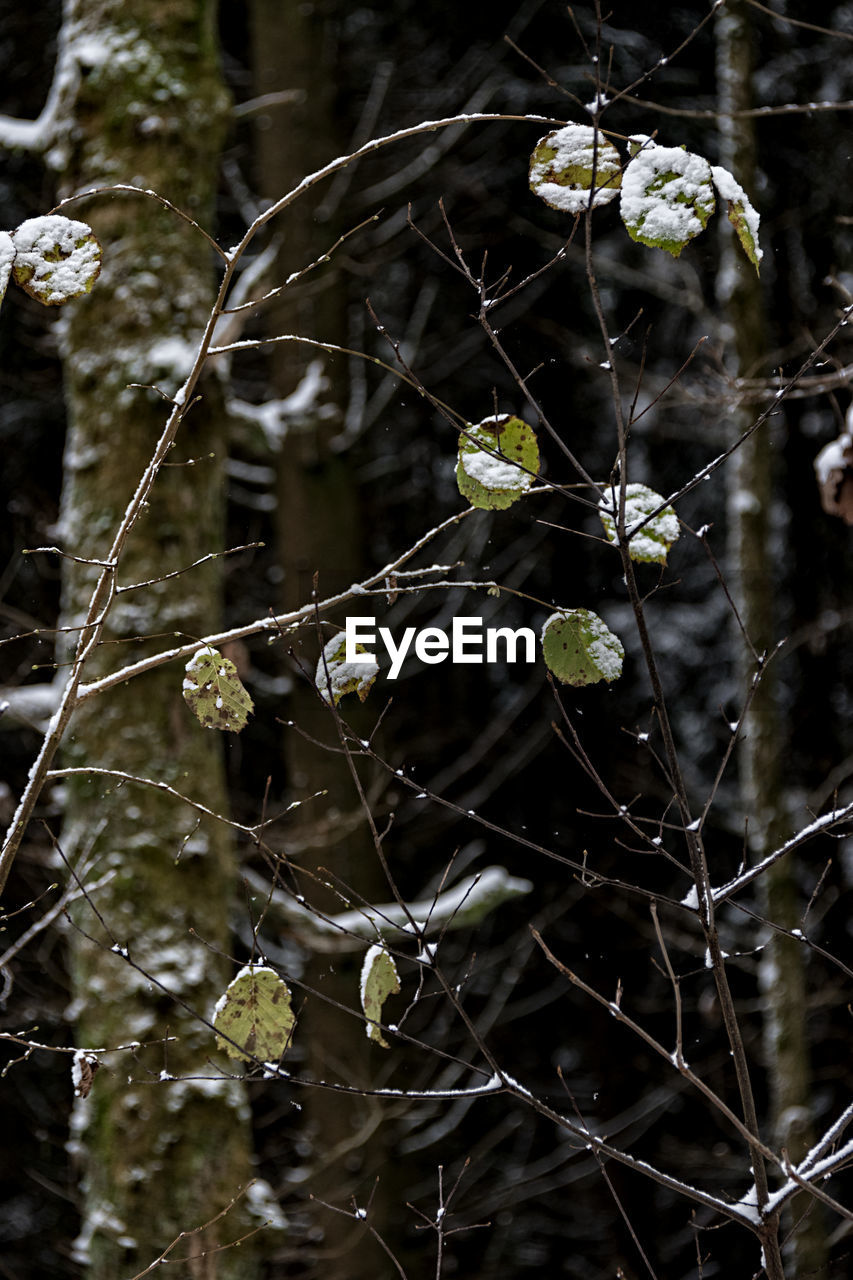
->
[[716, 5, 826, 1276], [248, 6, 391, 1274], [51, 1, 264, 1274]]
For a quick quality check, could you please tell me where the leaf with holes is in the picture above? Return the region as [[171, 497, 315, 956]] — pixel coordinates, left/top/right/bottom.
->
[[360, 944, 400, 1048], [316, 633, 378, 705], [183, 645, 253, 732], [457, 415, 539, 511], [541, 609, 624, 687], [620, 140, 715, 257], [529, 124, 622, 214], [11, 215, 101, 305], [599, 484, 680, 564], [213, 965, 295, 1064], [711, 164, 762, 273]]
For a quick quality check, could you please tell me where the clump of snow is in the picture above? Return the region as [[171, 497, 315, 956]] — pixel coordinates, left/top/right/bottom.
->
[[599, 484, 680, 562], [621, 143, 714, 247], [814, 433, 852, 487], [540, 609, 624, 682], [72, 1204, 136, 1266], [185, 645, 217, 673], [279, 359, 327, 417], [0, 230, 15, 297], [316, 634, 378, 705], [459, 415, 537, 497], [360, 943, 400, 1045], [530, 124, 621, 214], [461, 448, 528, 491], [734, 1183, 761, 1225], [731, 488, 761, 515], [71, 1049, 100, 1099], [212, 962, 279, 1022], [359, 943, 389, 1007], [583, 614, 624, 680], [540, 612, 560, 644], [12, 215, 101, 304], [711, 164, 763, 262], [146, 336, 198, 390], [245, 1179, 288, 1230]]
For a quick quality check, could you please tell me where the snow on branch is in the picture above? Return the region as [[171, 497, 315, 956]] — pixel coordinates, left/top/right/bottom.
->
[[0, 113, 51, 152], [244, 866, 533, 953], [0, 11, 72, 154], [681, 801, 853, 908]]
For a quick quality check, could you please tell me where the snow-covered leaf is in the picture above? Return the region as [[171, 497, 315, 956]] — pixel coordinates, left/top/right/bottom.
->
[[11, 215, 101, 305], [814, 432, 853, 524], [0, 231, 15, 310], [599, 483, 680, 564], [360, 944, 400, 1048], [457, 415, 539, 510], [529, 124, 622, 214], [541, 609, 624, 686], [620, 140, 715, 257], [71, 1049, 100, 1099], [213, 964, 295, 1064], [316, 634, 378, 705], [711, 164, 762, 273], [183, 645, 254, 732]]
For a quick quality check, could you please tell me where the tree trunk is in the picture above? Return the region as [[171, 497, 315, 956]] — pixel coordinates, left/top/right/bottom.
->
[[51, 1, 263, 1274], [716, 5, 826, 1276], [249, 5, 391, 1274]]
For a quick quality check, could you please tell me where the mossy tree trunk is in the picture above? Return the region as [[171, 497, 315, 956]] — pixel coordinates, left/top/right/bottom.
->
[[50, 2, 263, 1275], [716, 5, 826, 1276]]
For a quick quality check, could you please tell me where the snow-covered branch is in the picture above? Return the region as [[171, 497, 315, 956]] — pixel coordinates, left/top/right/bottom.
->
[[244, 865, 533, 953], [681, 801, 853, 908]]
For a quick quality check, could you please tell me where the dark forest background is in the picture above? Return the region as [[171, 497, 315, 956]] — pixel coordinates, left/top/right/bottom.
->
[[1, 2, 853, 1278]]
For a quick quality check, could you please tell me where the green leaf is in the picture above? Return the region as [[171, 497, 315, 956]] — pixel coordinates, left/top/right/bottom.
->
[[599, 483, 680, 564], [360, 944, 400, 1048], [620, 140, 715, 257], [316, 633, 378, 705], [529, 124, 622, 214], [11, 215, 102, 305], [183, 645, 254, 732], [541, 609, 624, 686], [711, 164, 762, 273], [0, 231, 15, 311], [213, 964, 295, 1064], [457, 415, 539, 511]]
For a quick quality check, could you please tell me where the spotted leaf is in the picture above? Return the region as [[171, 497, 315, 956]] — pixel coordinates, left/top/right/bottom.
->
[[457, 415, 539, 511], [213, 965, 295, 1064], [11, 215, 102, 305], [360, 944, 400, 1048], [541, 609, 624, 687], [183, 645, 253, 732]]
